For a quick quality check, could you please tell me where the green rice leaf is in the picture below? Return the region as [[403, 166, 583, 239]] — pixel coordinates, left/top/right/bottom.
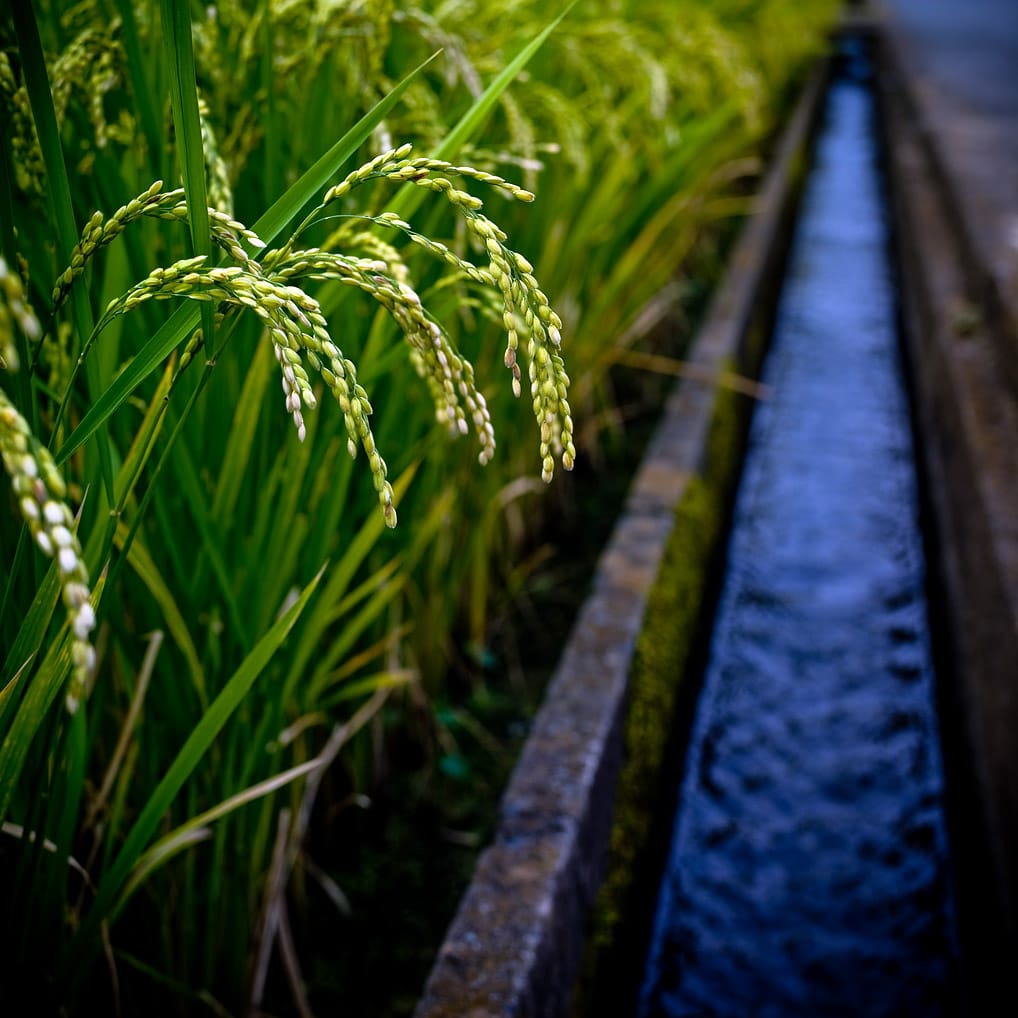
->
[[160, 0, 216, 371], [433, 2, 577, 162], [122, 757, 324, 902], [110, 359, 175, 512], [388, 0, 577, 225], [112, 0, 162, 167], [210, 343, 273, 522], [10, 1, 113, 498], [0, 628, 71, 823], [55, 51, 441, 467], [320, 669, 416, 708], [1, 557, 62, 689], [61, 565, 324, 974], [114, 524, 207, 709]]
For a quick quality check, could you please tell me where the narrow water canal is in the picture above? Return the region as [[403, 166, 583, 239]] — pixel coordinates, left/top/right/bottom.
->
[[637, 45, 958, 1018]]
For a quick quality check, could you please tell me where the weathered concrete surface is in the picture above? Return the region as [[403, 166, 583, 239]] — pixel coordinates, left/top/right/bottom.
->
[[879, 0, 1018, 394], [874, 6, 1018, 1013], [413, 61, 831, 1018]]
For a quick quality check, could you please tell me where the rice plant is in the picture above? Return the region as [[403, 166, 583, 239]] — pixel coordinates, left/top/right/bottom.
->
[[1, 0, 837, 1012]]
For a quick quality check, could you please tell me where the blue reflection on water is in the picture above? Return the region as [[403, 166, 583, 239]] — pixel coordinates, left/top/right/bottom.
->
[[638, 49, 958, 1018]]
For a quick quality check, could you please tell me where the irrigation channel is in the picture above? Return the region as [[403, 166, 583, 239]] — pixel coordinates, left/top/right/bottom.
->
[[636, 41, 959, 1018]]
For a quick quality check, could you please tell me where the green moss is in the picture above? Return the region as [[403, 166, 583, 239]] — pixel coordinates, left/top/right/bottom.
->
[[594, 476, 717, 916], [574, 377, 748, 1015]]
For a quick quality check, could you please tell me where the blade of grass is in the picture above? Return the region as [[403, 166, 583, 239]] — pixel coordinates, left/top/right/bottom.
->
[[167, 431, 250, 649], [0, 628, 72, 822], [210, 341, 273, 522], [0, 569, 105, 823], [113, 0, 162, 174], [0, 120, 17, 267], [55, 50, 441, 467], [280, 463, 419, 703], [321, 669, 416, 709], [83, 631, 161, 833], [11, 1, 113, 501], [261, 8, 279, 206], [0, 660, 32, 737], [113, 525, 206, 708], [388, 1, 577, 224], [304, 486, 452, 697], [123, 757, 325, 901], [1, 556, 62, 689], [160, 0, 215, 378], [42, 707, 87, 930], [79, 357, 175, 584], [60, 564, 325, 987], [435, 1, 576, 162], [0, 122, 31, 419], [1, 530, 36, 653], [111, 359, 175, 510], [307, 574, 406, 699]]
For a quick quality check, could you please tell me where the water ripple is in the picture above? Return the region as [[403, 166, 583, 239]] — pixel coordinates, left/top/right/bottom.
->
[[639, 50, 958, 1018]]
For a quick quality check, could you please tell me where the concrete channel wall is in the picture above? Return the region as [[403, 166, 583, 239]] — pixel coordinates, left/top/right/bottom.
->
[[875, 21, 1018, 1017], [413, 57, 832, 1018]]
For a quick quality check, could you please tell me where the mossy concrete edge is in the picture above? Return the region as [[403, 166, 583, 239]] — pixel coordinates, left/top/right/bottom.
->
[[413, 57, 832, 1018], [570, 378, 744, 1018]]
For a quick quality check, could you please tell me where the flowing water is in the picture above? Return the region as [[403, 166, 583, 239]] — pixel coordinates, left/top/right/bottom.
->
[[637, 46, 958, 1018]]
